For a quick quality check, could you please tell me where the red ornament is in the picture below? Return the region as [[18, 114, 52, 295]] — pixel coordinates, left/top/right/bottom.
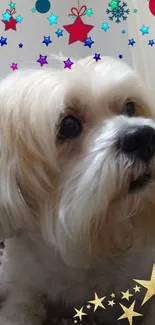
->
[[149, 0, 155, 16], [2, 16, 17, 31], [63, 5, 94, 45]]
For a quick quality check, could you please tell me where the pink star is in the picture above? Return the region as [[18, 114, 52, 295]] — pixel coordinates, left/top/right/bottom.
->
[[10, 63, 18, 71], [63, 58, 74, 69]]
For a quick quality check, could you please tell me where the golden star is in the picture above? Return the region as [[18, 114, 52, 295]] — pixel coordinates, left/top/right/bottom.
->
[[118, 301, 143, 325], [88, 292, 106, 312], [108, 299, 116, 307], [121, 289, 133, 301], [133, 285, 141, 293], [74, 307, 87, 321], [134, 263, 155, 305], [111, 293, 116, 298]]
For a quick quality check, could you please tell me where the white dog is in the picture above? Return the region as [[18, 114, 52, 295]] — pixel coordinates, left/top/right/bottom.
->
[[0, 56, 154, 324]]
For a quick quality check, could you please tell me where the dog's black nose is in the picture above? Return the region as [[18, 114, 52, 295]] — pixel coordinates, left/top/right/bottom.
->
[[120, 125, 155, 162]]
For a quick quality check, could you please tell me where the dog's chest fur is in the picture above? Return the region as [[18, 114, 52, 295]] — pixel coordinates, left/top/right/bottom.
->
[[0, 233, 154, 324]]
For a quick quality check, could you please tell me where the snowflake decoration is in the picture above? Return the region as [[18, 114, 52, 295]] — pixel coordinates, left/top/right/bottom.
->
[[106, 1, 130, 23]]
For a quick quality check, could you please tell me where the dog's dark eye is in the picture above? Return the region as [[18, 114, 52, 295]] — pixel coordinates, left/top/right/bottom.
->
[[58, 115, 82, 139], [123, 102, 136, 117]]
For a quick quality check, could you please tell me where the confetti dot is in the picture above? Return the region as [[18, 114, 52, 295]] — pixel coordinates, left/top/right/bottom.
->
[[119, 54, 123, 59], [35, 0, 51, 14]]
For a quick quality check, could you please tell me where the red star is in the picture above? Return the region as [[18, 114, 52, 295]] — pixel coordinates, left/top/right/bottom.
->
[[2, 17, 17, 31], [63, 16, 94, 44]]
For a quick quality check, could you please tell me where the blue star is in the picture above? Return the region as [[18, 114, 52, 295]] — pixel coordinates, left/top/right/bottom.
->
[[140, 25, 149, 35], [18, 43, 23, 48], [0, 36, 7, 47], [55, 28, 63, 37], [128, 38, 136, 46], [42, 36, 52, 46], [122, 29, 126, 34], [47, 13, 58, 25], [16, 15, 23, 23], [119, 54, 123, 59], [93, 53, 101, 62], [148, 39, 155, 47], [84, 37, 94, 48], [101, 22, 109, 32], [2, 12, 11, 21]]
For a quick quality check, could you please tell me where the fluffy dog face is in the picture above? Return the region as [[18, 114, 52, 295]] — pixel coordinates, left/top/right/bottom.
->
[[0, 56, 155, 267]]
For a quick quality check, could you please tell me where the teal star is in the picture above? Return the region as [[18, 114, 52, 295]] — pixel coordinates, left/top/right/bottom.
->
[[140, 25, 149, 35], [47, 13, 58, 25], [133, 9, 138, 13], [101, 22, 109, 32], [122, 29, 126, 34], [86, 8, 93, 17], [16, 15, 23, 23], [108, 0, 120, 9], [31, 7, 36, 13], [71, 15, 76, 19], [9, 2, 16, 9], [2, 12, 11, 21]]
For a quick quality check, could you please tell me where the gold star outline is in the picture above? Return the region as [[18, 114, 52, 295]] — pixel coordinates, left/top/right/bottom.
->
[[118, 301, 143, 325], [74, 307, 87, 321], [134, 263, 155, 305], [121, 289, 133, 301], [88, 292, 106, 312]]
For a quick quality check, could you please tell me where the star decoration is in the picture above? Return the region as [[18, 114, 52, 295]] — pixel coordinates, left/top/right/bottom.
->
[[101, 22, 109, 31], [55, 28, 63, 37], [86, 8, 93, 17], [93, 53, 101, 62], [16, 15, 23, 23], [31, 7, 36, 13], [128, 38, 136, 46], [140, 25, 149, 35], [10, 63, 18, 71], [37, 55, 48, 67], [108, 0, 120, 10], [121, 289, 133, 301], [88, 292, 106, 312], [63, 16, 94, 44], [86, 304, 91, 309], [133, 9, 138, 13], [47, 13, 58, 25], [133, 285, 141, 293], [2, 16, 17, 30], [122, 29, 126, 34], [2, 12, 11, 22], [0, 36, 7, 46], [111, 293, 116, 298], [74, 307, 87, 321], [9, 2, 16, 9], [84, 36, 94, 48], [63, 58, 74, 69], [119, 54, 123, 59], [42, 36, 52, 46], [149, 39, 155, 46], [118, 301, 143, 325], [134, 263, 155, 305], [108, 300, 116, 307]]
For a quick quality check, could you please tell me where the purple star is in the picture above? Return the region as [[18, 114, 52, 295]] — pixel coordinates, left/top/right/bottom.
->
[[93, 53, 101, 62], [119, 54, 123, 59], [63, 58, 74, 69], [19, 43, 23, 48], [10, 63, 18, 71], [37, 55, 48, 67]]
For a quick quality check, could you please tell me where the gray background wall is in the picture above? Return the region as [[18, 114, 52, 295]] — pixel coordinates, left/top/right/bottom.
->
[[0, 0, 133, 77]]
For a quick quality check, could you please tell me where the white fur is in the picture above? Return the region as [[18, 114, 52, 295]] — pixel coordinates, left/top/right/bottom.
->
[[0, 56, 154, 324]]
